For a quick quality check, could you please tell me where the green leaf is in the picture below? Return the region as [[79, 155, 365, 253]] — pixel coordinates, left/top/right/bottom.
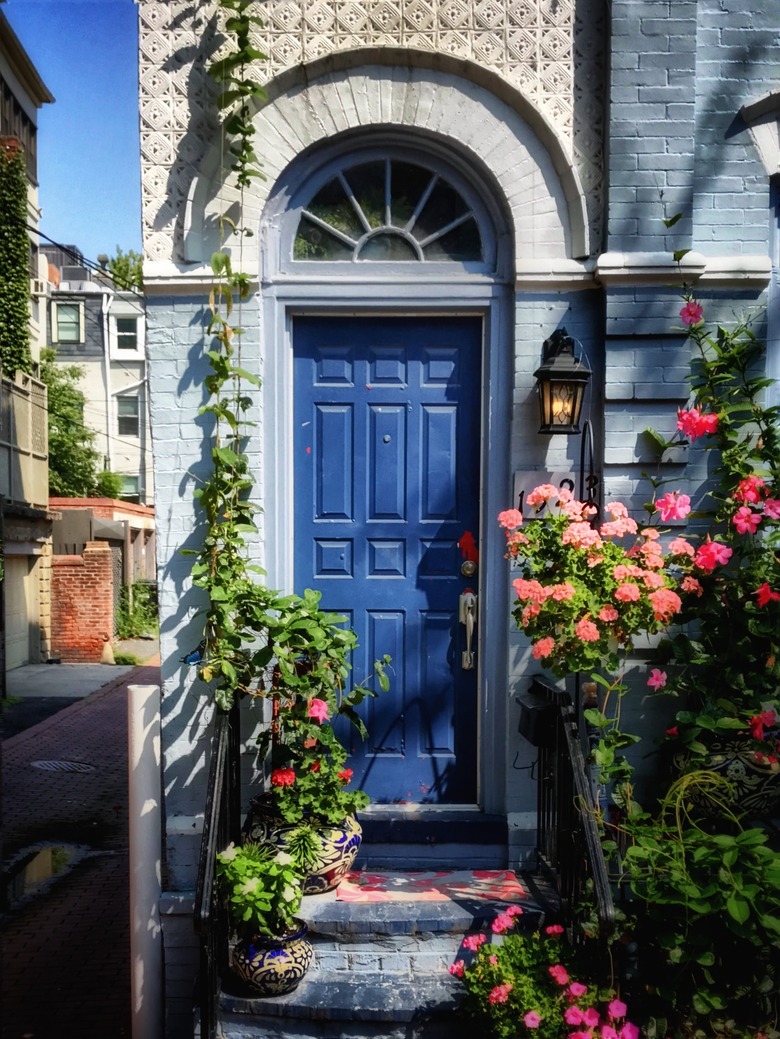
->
[[672, 248, 691, 262], [726, 895, 750, 924], [663, 211, 683, 228]]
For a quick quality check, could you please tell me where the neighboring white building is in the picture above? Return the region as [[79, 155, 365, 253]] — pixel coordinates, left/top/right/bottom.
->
[[43, 245, 153, 505]]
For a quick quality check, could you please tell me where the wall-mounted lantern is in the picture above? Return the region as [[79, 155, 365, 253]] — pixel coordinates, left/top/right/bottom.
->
[[533, 328, 592, 434]]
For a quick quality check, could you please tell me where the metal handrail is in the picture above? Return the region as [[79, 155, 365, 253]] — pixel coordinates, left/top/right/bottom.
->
[[533, 679, 616, 937], [193, 699, 242, 1039]]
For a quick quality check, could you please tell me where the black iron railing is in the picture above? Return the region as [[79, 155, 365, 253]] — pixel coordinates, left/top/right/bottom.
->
[[532, 679, 616, 938], [194, 700, 242, 1039]]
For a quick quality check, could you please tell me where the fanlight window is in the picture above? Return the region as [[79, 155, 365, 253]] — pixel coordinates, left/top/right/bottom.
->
[[294, 159, 483, 263]]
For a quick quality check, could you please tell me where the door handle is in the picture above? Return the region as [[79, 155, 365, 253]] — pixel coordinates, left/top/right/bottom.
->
[[459, 589, 477, 670]]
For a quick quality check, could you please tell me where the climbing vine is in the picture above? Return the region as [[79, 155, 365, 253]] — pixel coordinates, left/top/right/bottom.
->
[[190, 2, 389, 720], [188, 0, 267, 710], [0, 140, 33, 377]]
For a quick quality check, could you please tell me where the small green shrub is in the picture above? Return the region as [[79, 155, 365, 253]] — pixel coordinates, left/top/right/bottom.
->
[[116, 583, 159, 640]]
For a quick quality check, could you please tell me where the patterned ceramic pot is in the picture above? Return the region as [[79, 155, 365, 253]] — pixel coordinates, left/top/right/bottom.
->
[[246, 799, 363, 893], [231, 921, 313, 995], [673, 735, 780, 817]]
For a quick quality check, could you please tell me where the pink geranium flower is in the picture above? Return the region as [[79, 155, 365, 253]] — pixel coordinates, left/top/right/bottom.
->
[[491, 912, 514, 934], [565, 1006, 584, 1025], [462, 933, 486, 951], [598, 606, 619, 622], [526, 483, 560, 507], [669, 536, 695, 557], [763, 498, 780, 519], [681, 575, 702, 596], [575, 617, 600, 643], [655, 491, 691, 522], [545, 923, 564, 935], [614, 583, 640, 603], [448, 959, 465, 977], [532, 637, 556, 659], [648, 587, 682, 622], [524, 1011, 542, 1028], [548, 964, 570, 986], [488, 983, 513, 1005], [498, 508, 524, 529], [620, 1023, 639, 1039], [608, 999, 628, 1020], [583, 1008, 601, 1028], [680, 300, 704, 325], [568, 982, 588, 998]]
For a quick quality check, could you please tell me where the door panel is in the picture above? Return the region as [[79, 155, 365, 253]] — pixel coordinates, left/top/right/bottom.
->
[[294, 315, 482, 803]]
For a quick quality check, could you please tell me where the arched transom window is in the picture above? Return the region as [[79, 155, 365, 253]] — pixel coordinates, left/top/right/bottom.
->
[[294, 158, 483, 263]]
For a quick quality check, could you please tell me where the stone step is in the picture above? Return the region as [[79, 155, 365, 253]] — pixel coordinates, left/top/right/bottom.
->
[[213, 870, 548, 1039], [219, 971, 466, 1039]]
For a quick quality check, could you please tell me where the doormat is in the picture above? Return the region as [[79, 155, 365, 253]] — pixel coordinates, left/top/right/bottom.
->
[[336, 869, 527, 903]]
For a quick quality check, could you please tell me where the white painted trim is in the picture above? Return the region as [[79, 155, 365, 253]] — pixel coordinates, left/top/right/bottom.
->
[[596, 251, 771, 289], [183, 59, 586, 267]]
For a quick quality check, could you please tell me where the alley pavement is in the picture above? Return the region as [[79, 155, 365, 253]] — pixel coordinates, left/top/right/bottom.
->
[[1, 649, 161, 1039]]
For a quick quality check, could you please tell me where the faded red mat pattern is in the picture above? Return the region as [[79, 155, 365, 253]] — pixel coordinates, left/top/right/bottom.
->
[[336, 869, 527, 903]]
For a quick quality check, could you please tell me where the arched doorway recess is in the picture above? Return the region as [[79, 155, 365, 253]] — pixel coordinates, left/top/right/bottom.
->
[[261, 132, 513, 812]]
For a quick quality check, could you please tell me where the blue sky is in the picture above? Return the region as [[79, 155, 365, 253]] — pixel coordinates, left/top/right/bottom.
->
[[4, 0, 142, 266]]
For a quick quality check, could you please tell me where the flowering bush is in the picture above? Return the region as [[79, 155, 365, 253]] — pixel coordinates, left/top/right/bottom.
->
[[651, 304, 780, 768], [449, 912, 637, 1039], [500, 487, 695, 676]]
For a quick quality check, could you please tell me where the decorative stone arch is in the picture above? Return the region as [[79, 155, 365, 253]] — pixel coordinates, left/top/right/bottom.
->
[[183, 50, 591, 267]]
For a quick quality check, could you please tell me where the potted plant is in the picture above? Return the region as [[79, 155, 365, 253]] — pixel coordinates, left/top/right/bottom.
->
[[216, 840, 313, 995], [234, 587, 390, 892]]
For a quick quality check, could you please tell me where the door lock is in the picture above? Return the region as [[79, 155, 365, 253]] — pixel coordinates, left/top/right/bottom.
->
[[459, 589, 477, 670], [460, 559, 477, 577]]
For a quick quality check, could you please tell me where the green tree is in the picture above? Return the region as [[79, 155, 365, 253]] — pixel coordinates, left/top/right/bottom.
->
[[104, 246, 143, 291], [0, 141, 33, 376], [40, 348, 121, 497]]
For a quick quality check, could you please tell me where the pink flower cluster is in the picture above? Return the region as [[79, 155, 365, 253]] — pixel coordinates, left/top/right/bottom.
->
[[502, 487, 689, 670], [677, 406, 719, 441], [728, 475, 780, 538], [448, 912, 640, 1039]]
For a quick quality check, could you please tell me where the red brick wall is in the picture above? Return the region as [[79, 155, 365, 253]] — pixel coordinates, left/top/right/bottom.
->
[[51, 541, 114, 662]]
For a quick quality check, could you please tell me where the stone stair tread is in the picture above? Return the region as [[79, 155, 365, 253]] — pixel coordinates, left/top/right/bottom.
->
[[301, 874, 543, 936], [221, 970, 462, 1023]]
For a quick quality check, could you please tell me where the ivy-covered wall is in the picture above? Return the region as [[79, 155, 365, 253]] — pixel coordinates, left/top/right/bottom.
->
[[0, 139, 32, 377]]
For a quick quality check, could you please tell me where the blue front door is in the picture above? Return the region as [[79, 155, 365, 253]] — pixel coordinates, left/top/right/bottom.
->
[[293, 315, 482, 804]]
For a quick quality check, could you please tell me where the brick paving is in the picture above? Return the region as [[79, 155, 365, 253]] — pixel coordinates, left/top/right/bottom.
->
[[1, 662, 160, 1039]]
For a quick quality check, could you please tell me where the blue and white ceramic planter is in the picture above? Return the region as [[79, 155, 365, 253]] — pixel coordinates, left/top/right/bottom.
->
[[231, 921, 313, 995]]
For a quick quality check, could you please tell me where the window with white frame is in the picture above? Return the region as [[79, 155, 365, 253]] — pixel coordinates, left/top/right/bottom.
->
[[120, 475, 140, 502], [52, 301, 84, 343], [116, 317, 138, 350], [117, 396, 140, 437], [110, 312, 144, 359]]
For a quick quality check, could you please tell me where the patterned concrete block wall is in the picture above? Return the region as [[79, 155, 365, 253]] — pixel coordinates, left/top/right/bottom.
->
[[50, 541, 114, 662]]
